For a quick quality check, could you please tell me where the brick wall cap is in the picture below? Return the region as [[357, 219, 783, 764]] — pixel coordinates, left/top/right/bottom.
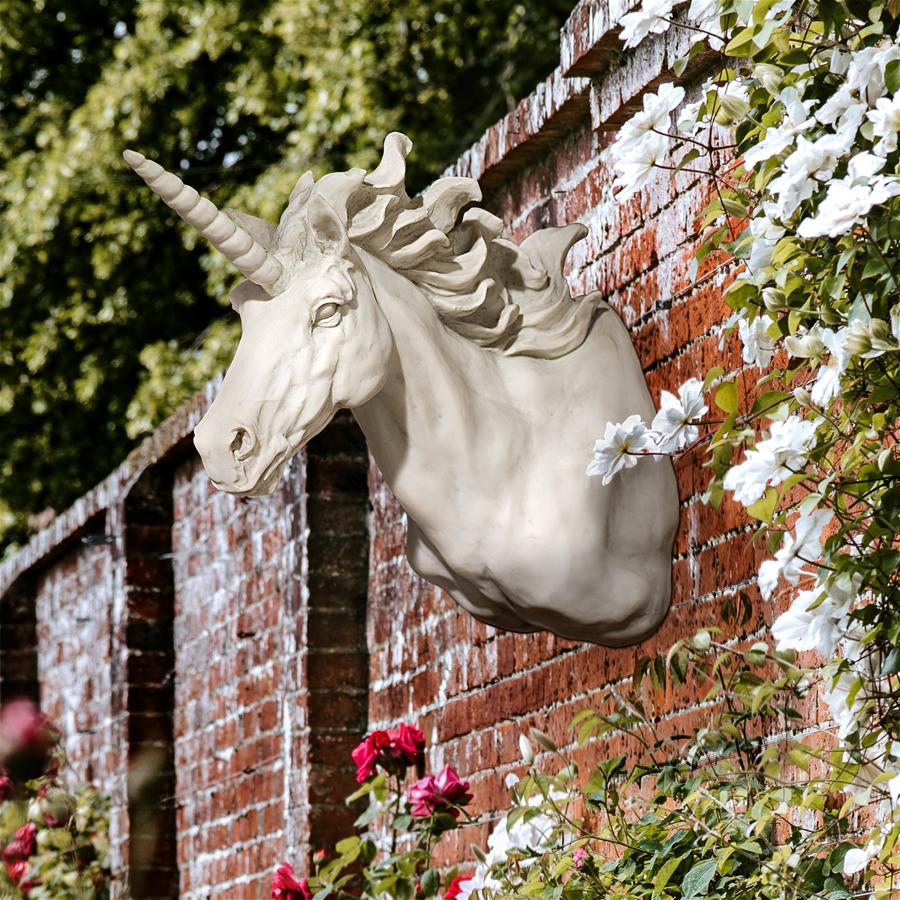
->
[[443, 66, 591, 189], [0, 376, 220, 596]]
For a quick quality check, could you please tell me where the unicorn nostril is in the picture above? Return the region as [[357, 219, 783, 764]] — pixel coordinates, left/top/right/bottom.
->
[[229, 427, 256, 461]]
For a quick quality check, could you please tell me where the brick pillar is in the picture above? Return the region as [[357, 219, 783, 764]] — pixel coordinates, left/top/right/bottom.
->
[[122, 465, 178, 897], [303, 412, 371, 857], [0, 574, 38, 703]]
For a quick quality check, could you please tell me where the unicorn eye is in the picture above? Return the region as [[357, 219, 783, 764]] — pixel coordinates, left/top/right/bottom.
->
[[312, 300, 342, 328]]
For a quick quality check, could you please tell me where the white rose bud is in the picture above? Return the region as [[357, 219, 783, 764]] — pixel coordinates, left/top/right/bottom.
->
[[785, 331, 825, 358], [762, 288, 786, 312], [530, 727, 558, 752], [793, 386, 812, 407], [754, 64, 783, 94], [518, 734, 534, 765], [844, 323, 872, 356], [716, 93, 750, 124]]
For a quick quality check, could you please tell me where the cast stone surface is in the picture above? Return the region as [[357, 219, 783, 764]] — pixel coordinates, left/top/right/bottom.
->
[[124, 133, 679, 645]]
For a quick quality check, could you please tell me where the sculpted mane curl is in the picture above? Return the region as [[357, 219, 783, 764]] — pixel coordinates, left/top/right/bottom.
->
[[247, 132, 600, 357]]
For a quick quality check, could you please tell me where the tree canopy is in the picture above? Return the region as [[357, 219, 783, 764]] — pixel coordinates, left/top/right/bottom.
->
[[0, 0, 573, 548]]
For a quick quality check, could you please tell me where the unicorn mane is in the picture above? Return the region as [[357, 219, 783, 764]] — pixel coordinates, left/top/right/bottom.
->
[[244, 133, 599, 358]]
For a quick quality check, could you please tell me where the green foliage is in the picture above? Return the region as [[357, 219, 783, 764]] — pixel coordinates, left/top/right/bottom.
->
[[467, 633, 864, 899], [0, 786, 112, 899], [0, 0, 572, 549]]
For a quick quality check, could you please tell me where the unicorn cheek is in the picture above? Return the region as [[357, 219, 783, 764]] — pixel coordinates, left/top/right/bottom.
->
[[329, 312, 392, 409]]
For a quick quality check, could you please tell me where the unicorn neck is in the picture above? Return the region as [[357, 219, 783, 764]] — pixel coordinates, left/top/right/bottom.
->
[[351, 250, 507, 513]]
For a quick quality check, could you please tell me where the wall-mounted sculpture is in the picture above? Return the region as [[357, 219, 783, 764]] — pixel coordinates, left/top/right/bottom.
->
[[124, 133, 678, 646]]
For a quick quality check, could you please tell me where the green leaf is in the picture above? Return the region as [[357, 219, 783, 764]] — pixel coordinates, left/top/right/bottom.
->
[[653, 854, 686, 892], [746, 487, 778, 523], [682, 858, 717, 898], [420, 869, 440, 896], [676, 148, 702, 172], [715, 381, 739, 415], [346, 779, 377, 805], [751, 390, 790, 416], [724, 26, 756, 56], [702, 366, 726, 391], [882, 647, 900, 676], [721, 197, 749, 218]]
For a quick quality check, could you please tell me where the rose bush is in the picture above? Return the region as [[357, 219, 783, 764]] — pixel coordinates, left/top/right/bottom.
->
[[273, 723, 472, 899], [0, 699, 112, 898]]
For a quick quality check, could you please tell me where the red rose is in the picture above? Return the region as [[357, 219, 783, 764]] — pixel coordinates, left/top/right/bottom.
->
[[3, 822, 38, 892], [3, 822, 37, 863], [444, 875, 470, 899], [271, 862, 311, 900], [386, 723, 425, 765], [350, 730, 390, 782], [5, 859, 28, 884], [408, 765, 472, 817], [352, 724, 427, 782]]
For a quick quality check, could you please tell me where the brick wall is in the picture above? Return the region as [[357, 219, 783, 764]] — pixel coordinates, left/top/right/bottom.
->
[[35, 533, 118, 791], [166, 412, 368, 897], [0, 1, 802, 894]]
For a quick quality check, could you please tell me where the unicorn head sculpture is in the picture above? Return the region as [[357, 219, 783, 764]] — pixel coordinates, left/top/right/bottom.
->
[[125, 133, 678, 646]]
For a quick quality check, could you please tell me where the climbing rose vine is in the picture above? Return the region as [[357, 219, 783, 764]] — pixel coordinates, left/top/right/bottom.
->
[[585, 0, 900, 896]]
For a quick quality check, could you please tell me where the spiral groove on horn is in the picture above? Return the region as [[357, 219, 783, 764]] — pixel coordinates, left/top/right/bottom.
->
[[122, 149, 283, 291]]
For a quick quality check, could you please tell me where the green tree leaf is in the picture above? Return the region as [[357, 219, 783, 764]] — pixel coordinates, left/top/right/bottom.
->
[[681, 858, 717, 898]]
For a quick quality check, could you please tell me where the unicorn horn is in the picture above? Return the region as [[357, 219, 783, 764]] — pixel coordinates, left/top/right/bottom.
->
[[123, 149, 283, 291]]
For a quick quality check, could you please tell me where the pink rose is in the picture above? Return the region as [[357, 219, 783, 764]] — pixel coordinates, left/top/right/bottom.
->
[[573, 847, 587, 869], [3, 822, 37, 863], [408, 765, 472, 817], [271, 862, 311, 900], [0, 770, 12, 801], [351, 730, 390, 782], [387, 723, 425, 765], [3, 822, 38, 892], [0, 700, 57, 783]]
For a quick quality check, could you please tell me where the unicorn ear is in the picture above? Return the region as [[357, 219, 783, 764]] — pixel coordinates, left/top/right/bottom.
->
[[307, 194, 350, 258]]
